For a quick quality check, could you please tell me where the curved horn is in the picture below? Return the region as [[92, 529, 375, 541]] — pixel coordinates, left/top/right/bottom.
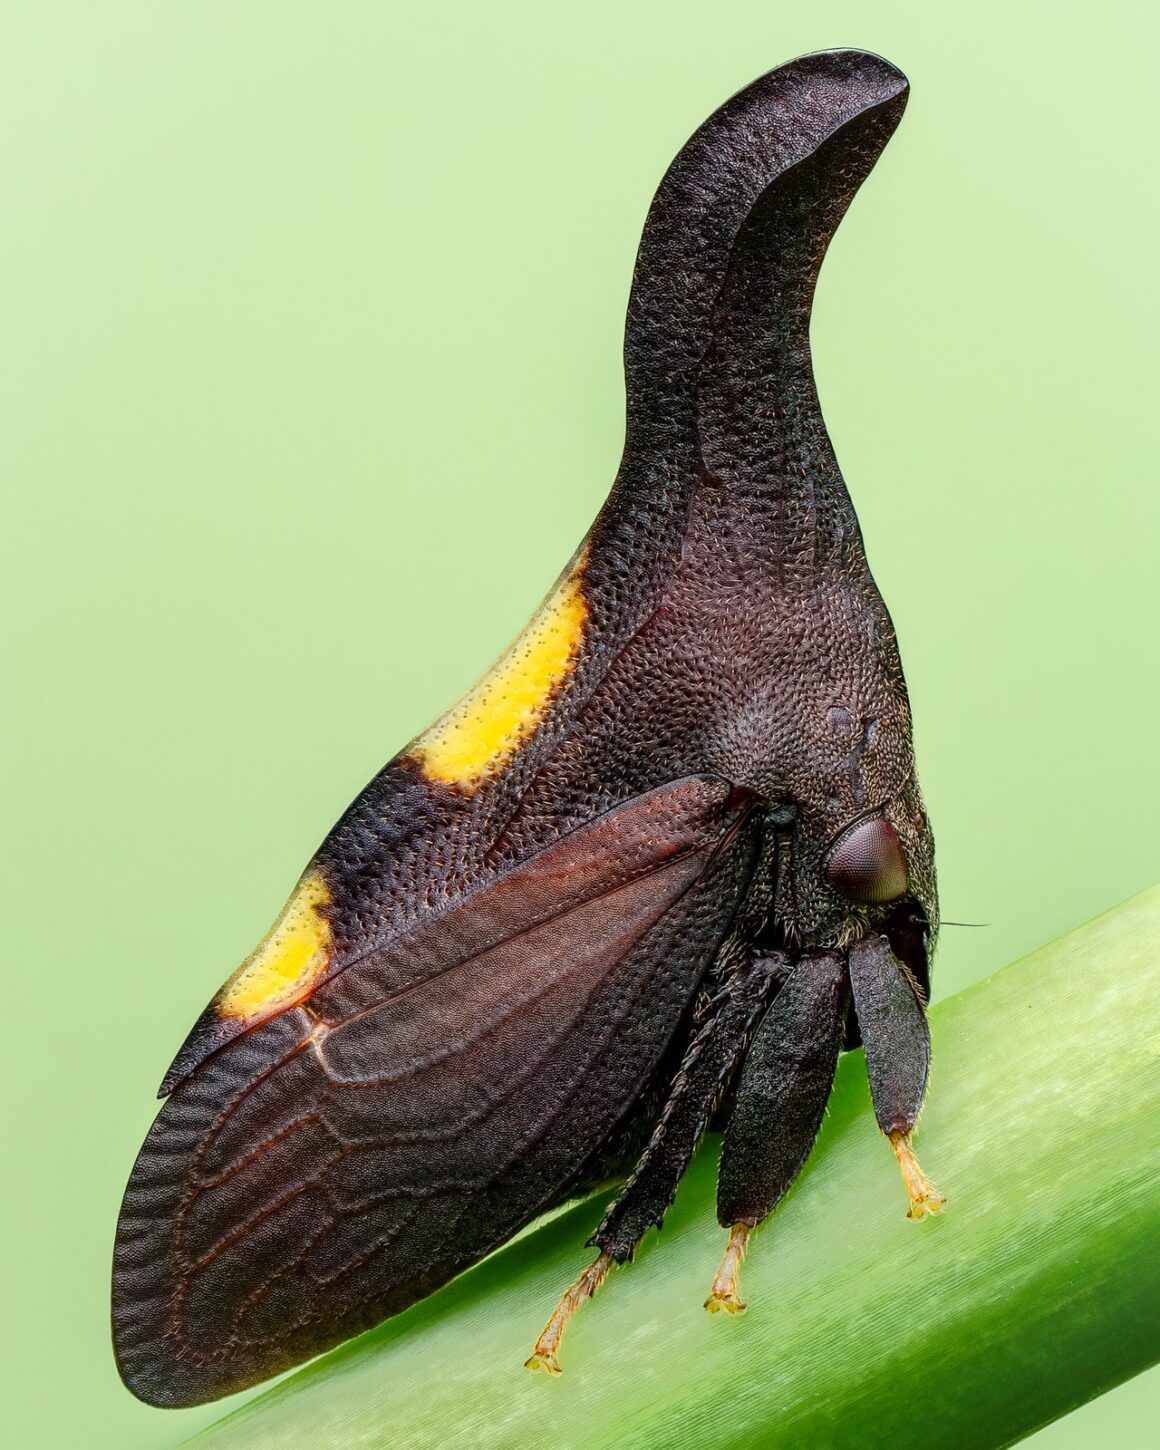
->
[[600, 50, 908, 574]]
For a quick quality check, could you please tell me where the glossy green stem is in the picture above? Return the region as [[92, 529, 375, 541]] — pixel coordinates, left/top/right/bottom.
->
[[186, 885, 1160, 1450]]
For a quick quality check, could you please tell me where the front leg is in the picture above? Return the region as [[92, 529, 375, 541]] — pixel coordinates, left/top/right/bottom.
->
[[848, 932, 945, 1219]]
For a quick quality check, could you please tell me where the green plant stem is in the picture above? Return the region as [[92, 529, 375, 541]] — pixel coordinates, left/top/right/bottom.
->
[[186, 885, 1160, 1449]]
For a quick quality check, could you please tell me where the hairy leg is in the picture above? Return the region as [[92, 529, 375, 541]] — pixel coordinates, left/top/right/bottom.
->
[[848, 932, 944, 1218], [526, 941, 784, 1373]]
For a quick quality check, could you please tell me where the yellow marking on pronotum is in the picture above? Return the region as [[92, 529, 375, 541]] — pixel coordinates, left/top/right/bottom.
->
[[215, 869, 333, 1023], [410, 551, 589, 790]]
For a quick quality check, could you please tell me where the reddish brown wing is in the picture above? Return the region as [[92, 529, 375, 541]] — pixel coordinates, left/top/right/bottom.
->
[[112, 777, 757, 1405]]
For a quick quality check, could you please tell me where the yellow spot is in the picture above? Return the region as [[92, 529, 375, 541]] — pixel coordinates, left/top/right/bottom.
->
[[216, 870, 333, 1023], [410, 553, 589, 789]]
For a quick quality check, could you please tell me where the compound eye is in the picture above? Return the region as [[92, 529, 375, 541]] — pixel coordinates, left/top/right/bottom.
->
[[825, 815, 908, 904]]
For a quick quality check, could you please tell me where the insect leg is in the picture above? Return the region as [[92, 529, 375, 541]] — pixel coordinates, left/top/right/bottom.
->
[[847, 933, 945, 1219], [526, 940, 781, 1373], [709, 949, 847, 1311], [524, 1251, 616, 1375], [594, 945, 784, 1260]]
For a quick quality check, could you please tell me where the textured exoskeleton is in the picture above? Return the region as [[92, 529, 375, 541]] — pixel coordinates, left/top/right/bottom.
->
[[113, 48, 941, 1405]]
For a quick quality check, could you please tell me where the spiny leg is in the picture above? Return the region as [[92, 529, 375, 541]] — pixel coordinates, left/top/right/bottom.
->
[[525, 1252, 615, 1374], [848, 933, 945, 1218], [592, 944, 781, 1260], [710, 949, 847, 1313], [525, 940, 779, 1374]]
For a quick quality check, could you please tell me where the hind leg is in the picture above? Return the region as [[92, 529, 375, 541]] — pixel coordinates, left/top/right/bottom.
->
[[526, 943, 782, 1373]]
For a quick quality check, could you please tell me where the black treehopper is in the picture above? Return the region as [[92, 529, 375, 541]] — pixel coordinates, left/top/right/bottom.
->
[[113, 49, 941, 1406]]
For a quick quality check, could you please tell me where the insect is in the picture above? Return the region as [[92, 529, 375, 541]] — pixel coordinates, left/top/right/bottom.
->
[[113, 48, 942, 1408]]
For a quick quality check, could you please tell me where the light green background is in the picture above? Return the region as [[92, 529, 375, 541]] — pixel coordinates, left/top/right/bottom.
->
[[4, 4, 1156, 1447]]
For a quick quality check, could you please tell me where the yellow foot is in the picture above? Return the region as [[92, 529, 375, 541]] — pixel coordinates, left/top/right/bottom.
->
[[705, 1222, 751, 1313], [524, 1349, 562, 1375], [525, 1250, 614, 1376], [890, 1131, 947, 1220]]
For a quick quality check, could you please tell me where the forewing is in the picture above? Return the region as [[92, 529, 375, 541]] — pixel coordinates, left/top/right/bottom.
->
[[113, 778, 757, 1405]]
